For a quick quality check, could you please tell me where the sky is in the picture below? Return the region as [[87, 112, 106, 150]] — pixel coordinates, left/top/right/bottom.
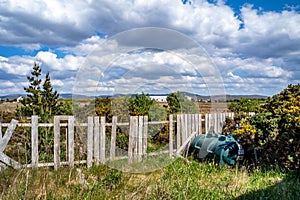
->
[[0, 0, 299, 97]]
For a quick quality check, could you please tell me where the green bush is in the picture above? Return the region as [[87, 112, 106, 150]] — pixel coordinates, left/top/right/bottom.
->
[[235, 84, 300, 170], [249, 84, 300, 170]]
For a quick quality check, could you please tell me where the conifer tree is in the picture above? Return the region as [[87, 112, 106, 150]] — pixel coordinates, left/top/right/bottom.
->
[[17, 63, 62, 122], [41, 72, 59, 121], [18, 63, 43, 116]]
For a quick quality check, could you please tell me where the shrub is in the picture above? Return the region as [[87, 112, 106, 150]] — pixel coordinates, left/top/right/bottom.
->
[[231, 84, 300, 170], [248, 84, 300, 170]]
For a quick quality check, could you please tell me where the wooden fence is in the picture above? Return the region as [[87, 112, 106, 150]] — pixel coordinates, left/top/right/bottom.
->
[[0, 112, 254, 170]]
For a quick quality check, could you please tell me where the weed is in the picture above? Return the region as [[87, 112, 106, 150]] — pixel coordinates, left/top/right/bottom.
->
[[0, 158, 299, 199]]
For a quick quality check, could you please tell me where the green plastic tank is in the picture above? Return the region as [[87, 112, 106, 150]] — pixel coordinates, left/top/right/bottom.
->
[[188, 132, 244, 166]]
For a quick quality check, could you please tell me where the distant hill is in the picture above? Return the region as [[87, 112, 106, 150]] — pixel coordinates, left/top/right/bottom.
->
[[224, 94, 268, 101], [0, 94, 26, 100], [0, 93, 269, 101]]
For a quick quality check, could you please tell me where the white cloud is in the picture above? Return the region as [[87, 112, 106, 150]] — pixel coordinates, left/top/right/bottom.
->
[[51, 79, 64, 87], [35, 51, 85, 71], [0, 0, 299, 96], [0, 55, 33, 76]]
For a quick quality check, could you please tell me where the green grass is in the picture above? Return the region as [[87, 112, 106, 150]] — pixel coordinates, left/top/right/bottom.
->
[[0, 159, 299, 199]]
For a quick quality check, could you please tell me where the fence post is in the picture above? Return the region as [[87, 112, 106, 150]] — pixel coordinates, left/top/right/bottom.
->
[[143, 116, 148, 159], [87, 116, 93, 168], [169, 115, 173, 157], [0, 123, 2, 140], [68, 116, 75, 167], [128, 116, 133, 163], [187, 114, 192, 137], [205, 113, 210, 133], [176, 114, 181, 149], [54, 116, 60, 170], [31, 116, 38, 167], [198, 114, 202, 134], [138, 116, 143, 161], [93, 116, 100, 163], [100, 116, 106, 164], [182, 114, 187, 142], [110, 116, 117, 160], [128, 116, 138, 163]]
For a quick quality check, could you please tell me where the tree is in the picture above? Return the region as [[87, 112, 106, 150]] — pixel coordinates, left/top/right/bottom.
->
[[95, 97, 112, 122], [228, 98, 260, 113], [129, 93, 155, 116], [167, 92, 198, 114], [18, 63, 43, 116], [17, 63, 68, 122], [232, 84, 300, 170]]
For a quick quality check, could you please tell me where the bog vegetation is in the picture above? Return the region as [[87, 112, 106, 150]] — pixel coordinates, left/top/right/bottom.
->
[[0, 64, 299, 199]]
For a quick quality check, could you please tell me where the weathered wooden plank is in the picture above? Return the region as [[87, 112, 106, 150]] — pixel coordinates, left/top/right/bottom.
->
[[87, 116, 93, 168], [194, 114, 199, 134], [213, 113, 216, 132], [198, 114, 202, 134], [0, 124, 2, 140], [143, 116, 148, 159], [0, 119, 19, 169], [176, 131, 197, 157], [68, 116, 75, 167], [128, 116, 138, 162], [100, 116, 106, 164], [93, 116, 100, 163], [184, 114, 188, 142], [110, 116, 117, 160], [31, 116, 38, 167], [169, 115, 173, 157], [180, 114, 185, 143], [0, 119, 18, 152], [215, 113, 219, 133], [191, 114, 195, 135], [205, 113, 209, 134], [128, 116, 134, 163], [187, 114, 192, 137], [138, 116, 143, 161], [0, 152, 21, 169], [176, 114, 181, 149], [54, 116, 60, 170], [133, 116, 138, 161]]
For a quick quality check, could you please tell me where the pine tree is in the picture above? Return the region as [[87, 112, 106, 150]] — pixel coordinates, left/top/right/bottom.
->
[[167, 92, 198, 114], [18, 63, 43, 116], [17, 63, 62, 122], [41, 72, 59, 121]]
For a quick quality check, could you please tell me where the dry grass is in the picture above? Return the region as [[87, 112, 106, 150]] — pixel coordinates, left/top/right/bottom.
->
[[0, 102, 21, 113], [0, 159, 298, 199]]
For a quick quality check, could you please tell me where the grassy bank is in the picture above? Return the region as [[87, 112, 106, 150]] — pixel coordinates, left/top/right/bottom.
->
[[0, 159, 299, 199]]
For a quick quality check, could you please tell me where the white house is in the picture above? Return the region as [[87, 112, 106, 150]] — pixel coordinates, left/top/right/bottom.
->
[[150, 95, 168, 102], [16, 96, 23, 102]]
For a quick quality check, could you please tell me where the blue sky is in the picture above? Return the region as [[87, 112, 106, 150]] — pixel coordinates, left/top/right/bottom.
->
[[0, 0, 299, 97], [225, 0, 299, 13]]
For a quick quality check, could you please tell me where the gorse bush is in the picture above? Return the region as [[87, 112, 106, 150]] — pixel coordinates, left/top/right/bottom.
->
[[248, 84, 300, 170], [229, 84, 300, 170]]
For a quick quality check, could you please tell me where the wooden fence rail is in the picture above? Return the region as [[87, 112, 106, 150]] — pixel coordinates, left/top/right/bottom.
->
[[0, 112, 254, 170]]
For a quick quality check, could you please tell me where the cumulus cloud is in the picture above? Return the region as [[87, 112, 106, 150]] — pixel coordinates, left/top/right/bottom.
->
[[35, 51, 85, 71], [0, 0, 299, 96]]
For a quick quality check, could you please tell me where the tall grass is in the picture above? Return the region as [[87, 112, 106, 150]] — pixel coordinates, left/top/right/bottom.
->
[[0, 158, 299, 199]]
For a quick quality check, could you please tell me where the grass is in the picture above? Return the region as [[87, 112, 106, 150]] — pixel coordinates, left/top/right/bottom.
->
[[0, 158, 299, 199]]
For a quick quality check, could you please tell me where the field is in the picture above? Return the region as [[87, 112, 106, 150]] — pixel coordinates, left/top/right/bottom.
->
[[0, 159, 299, 199], [0, 102, 21, 113], [1, 94, 298, 199]]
